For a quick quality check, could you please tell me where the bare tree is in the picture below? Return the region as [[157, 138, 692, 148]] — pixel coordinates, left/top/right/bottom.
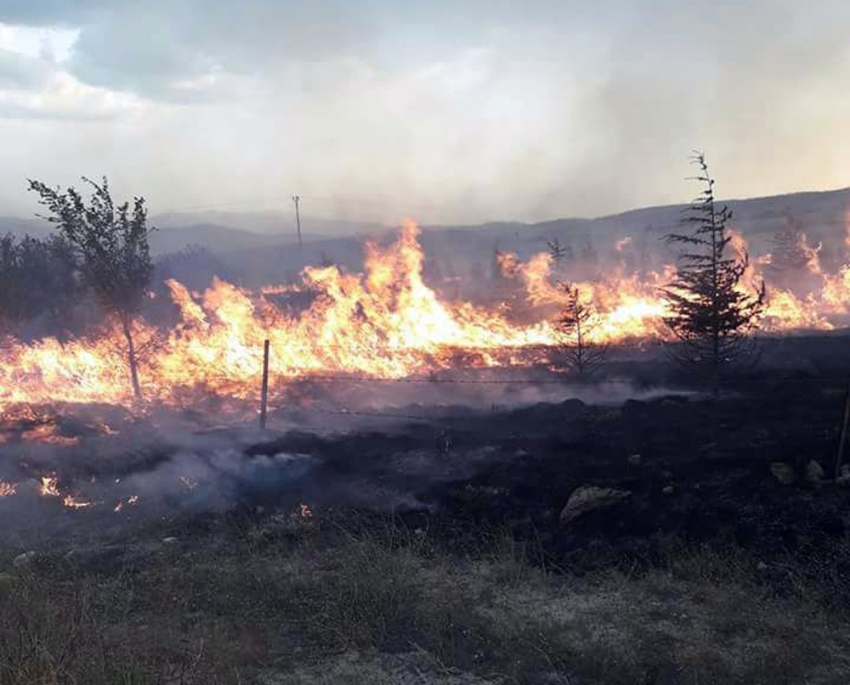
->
[[28, 177, 154, 401], [554, 282, 606, 377], [662, 153, 765, 392]]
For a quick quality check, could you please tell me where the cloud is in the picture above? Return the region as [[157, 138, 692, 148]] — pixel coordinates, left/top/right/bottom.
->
[[0, 0, 115, 27], [0, 49, 53, 89], [0, 1, 848, 222], [0, 76, 142, 121], [0, 48, 144, 121], [52, 0, 381, 101]]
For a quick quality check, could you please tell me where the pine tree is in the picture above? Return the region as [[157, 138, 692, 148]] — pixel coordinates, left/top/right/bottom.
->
[[554, 283, 606, 377], [662, 153, 764, 391]]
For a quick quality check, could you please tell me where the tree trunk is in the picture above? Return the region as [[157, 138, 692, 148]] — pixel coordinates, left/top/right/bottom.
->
[[120, 314, 142, 402], [711, 333, 720, 398]]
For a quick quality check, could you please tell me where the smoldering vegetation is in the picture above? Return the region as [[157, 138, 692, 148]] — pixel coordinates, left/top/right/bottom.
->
[[0, 332, 847, 543]]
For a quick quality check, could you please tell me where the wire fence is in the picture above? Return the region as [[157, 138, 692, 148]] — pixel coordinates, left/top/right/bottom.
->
[[191, 369, 850, 388], [251, 372, 850, 426], [270, 405, 447, 423]]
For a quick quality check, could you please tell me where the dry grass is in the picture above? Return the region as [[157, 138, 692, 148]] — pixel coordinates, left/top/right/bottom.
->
[[1, 518, 849, 685]]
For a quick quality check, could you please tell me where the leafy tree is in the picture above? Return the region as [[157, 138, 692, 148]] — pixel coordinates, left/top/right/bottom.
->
[[662, 153, 764, 391], [17, 235, 80, 331], [0, 233, 79, 336], [554, 282, 606, 377], [0, 234, 24, 331], [28, 177, 154, 401]]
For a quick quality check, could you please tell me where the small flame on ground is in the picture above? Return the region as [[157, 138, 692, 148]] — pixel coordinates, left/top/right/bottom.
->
[[114, 494, 140, 513], [62, 495, 93, 509], [40, 476, 60, 497], [0, 481, 17, 497]]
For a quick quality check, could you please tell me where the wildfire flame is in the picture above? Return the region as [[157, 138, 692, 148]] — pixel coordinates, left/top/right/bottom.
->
[[62, 495, 93, 509], [114, 495, 139, 513], [40, 476, 60, 497], [1, 219, 850, 414], [36, 475, 93, 509]]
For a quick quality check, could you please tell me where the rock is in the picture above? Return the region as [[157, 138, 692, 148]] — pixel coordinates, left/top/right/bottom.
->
[[627, 454, 642, 467], [560, 486, 631, 524], [161, 537, 179, 546], [805, 460, 825, 487], [757, 561, 769, 572], [770, 462, 796, 485], [662, 485, 675, 496], [661, 470, 673, 480], [12, 551, 38, 570]]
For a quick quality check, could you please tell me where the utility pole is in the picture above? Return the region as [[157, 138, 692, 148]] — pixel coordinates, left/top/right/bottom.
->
[[292, 195, 303, 250]]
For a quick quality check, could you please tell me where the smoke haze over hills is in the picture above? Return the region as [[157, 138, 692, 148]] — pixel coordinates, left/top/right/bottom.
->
[[1, 1, 850, 223]]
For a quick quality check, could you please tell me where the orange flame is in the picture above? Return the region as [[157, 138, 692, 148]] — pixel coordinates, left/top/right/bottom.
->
[[62, 495, 93, 509], [40, 476, 60, 497], [113, 494, 139, 513], [2, 218, 850, 416]]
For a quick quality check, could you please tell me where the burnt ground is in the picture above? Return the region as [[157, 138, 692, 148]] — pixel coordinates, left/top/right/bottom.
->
[[3, 337, 850, 683], [244, 376, 850, 577]]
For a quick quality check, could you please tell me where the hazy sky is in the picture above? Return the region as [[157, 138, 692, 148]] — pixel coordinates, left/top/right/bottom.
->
[[0, 0, 849, 224]]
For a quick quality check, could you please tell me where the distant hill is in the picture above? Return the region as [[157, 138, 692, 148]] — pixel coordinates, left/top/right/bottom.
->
[[0, 217, 52, 240], [0, 217, 290, 257], [216, 187, 850, 287], [151, 210, 381, 238], [3, 186, 848, 275], [147, 223, 282, 256], [0, 212, 375, 256]]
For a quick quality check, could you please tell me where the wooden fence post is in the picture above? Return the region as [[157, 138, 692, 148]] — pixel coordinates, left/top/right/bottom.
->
[[259, 339, 270, 430]]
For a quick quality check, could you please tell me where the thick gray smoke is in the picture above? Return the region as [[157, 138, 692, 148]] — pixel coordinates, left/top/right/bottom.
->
[[0, 376, 690, 548]]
